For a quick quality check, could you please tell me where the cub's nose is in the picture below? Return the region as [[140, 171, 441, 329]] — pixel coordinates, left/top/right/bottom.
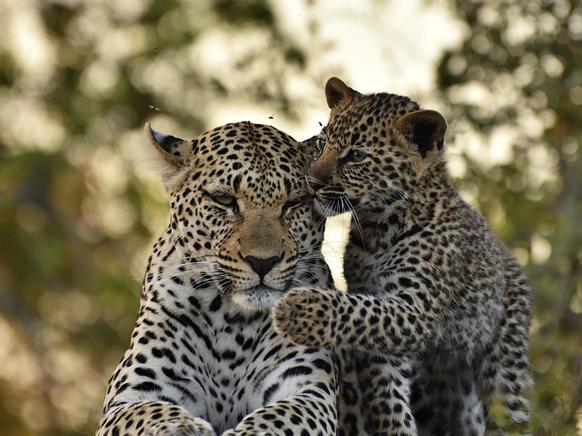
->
[[308, 159, 334, 192], [243, 255, 282, 279], [307, 176, 331, 192]]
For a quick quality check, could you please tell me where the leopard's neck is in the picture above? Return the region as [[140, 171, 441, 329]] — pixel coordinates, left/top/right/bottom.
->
[[343, 170, 457, 283]]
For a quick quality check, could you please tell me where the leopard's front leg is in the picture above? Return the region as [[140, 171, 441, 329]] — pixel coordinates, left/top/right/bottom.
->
[[97, 401, 215, 436], [221, 389, 338, 436], [222, 345, 339, 436], [97, 309, 218, 436]]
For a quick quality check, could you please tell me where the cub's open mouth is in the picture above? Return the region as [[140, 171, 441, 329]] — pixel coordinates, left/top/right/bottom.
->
[[314, 197, 348, 216]]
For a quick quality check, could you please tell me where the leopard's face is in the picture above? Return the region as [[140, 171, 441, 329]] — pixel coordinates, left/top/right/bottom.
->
[[313, 103, 419, 215], [150, 122, 327, 309], [308, 85, 422, 217]]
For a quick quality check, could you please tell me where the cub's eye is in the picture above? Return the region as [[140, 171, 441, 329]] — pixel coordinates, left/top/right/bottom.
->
[[282, 195, 311, 215], [204, 191, 238, 212], [315, 137, 326, 152], [348, 148, 366, 162], [338, 148, 367, 167]]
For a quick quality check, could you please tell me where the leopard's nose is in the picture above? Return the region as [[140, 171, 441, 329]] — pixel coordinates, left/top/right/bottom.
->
[[243, 255, 282, 279]]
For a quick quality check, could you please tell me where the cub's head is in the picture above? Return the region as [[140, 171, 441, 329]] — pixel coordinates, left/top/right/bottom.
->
[[308, 77, 448, 215], [147, 121, 329, 309]]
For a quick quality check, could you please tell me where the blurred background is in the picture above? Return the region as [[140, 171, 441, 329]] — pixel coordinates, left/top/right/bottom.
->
[[0, 0, 580, 434]]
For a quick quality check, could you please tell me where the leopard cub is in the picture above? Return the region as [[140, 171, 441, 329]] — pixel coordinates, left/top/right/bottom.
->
[[274, 77, 532, 435]]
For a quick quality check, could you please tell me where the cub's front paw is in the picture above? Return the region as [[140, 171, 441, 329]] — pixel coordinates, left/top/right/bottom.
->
[[272, 287, 335, 348], [150, 419, 216, 436]]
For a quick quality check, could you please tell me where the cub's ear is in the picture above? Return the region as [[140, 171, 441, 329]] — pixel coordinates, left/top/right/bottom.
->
[[393, 110, 447, 158], [325, 77, 359, 112], [145, 123, 191, 190]]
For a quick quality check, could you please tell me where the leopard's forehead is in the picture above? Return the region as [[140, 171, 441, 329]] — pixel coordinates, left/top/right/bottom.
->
[[327, 92, 420, 135], [186, 121, 308, 205]]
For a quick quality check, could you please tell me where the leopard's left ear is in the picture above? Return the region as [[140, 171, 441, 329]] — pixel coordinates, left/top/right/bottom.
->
[[394, 110, 447, 158], [145, 123, 192, 190]]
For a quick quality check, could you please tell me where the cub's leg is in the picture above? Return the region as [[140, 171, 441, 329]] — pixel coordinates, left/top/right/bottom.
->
[[449, 367, 486, 436], [477, 280, 532, 429], [412, 361, 486, 436], [338, 349, 369, 436], [410, 361, 447, 436], [358, 354, 417, 436]]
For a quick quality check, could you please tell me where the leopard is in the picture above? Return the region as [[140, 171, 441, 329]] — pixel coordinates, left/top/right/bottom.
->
[[273, 77, 533, 435], [96, 121, 342, 436]]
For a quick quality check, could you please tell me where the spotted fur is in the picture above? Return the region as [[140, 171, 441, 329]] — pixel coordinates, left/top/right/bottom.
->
[[96, 122, 340, 435], [274, 78, 533, 435]]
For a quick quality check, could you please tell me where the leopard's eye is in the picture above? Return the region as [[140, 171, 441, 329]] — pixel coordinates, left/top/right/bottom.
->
[[349, 148, 366, 163], [315, 137, 326, 152], [204, 191, 239, 212]]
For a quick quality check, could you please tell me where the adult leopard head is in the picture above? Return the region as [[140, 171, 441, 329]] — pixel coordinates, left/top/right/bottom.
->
[[308, 77, 448, 216], [146, 121, 329, 309]]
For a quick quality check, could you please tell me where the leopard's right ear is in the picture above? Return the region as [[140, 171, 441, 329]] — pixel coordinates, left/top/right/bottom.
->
[[300, 135, 321, 167], [325, 77, 359, 114], [145, 123, 191, 190]]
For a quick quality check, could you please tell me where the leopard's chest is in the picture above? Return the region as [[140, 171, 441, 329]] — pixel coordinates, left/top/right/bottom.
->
[[184, 319, 310, 434], [343, 244, 389, 295]]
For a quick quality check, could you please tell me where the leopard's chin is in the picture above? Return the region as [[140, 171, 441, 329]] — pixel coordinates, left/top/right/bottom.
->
[[230, 285, 286, 310]]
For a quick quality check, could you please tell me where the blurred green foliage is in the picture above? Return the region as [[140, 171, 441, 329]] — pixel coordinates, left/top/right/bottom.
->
[[0, 0, 579, 435]]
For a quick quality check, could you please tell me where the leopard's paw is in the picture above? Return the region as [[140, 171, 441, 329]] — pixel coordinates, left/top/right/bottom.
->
[[150, 419, 216, 436], [222, 430, 274, 436], [272, 287, 335, 348]]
